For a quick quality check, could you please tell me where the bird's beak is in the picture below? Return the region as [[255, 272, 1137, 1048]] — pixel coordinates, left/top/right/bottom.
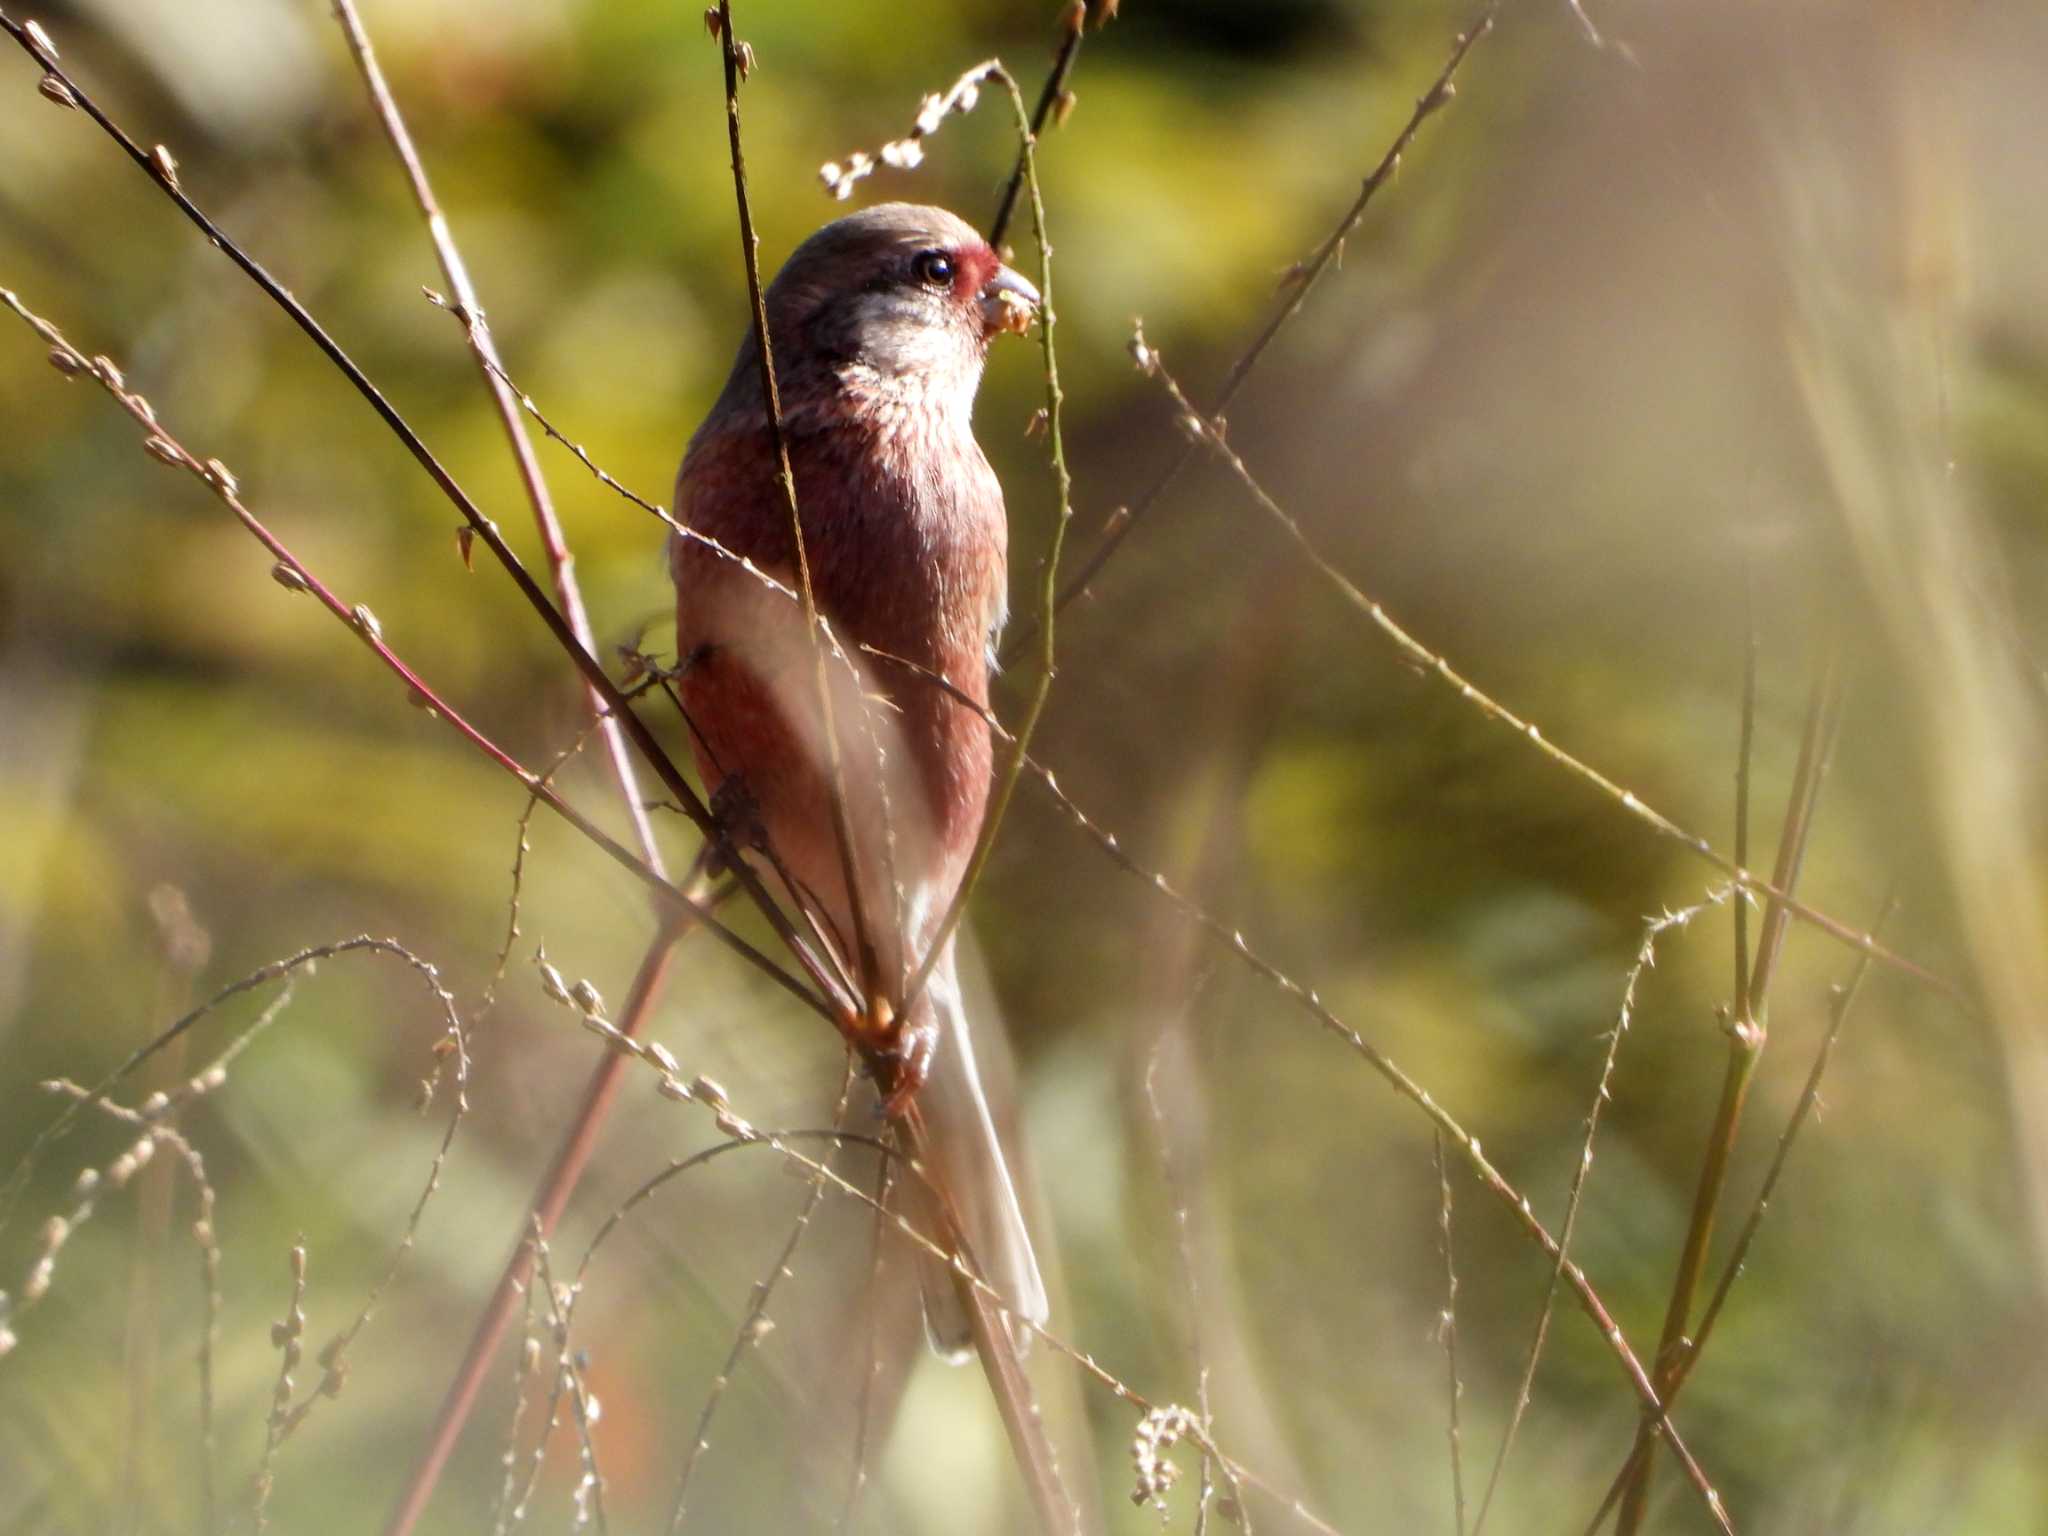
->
[[978, 263, 1040, 338]]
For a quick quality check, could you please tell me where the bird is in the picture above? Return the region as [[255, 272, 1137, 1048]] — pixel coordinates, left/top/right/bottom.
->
[[671, 201, 1046, 1355]]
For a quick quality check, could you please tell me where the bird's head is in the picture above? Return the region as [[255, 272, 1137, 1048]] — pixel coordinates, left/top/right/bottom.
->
[[725, 203, 1038, 423]]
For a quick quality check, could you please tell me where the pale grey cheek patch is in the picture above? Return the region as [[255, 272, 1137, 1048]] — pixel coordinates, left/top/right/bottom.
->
[[844, 291, 971, 379]]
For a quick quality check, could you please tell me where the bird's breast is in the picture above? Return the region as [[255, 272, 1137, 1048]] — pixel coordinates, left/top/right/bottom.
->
[[673, 407, 1007, 869]]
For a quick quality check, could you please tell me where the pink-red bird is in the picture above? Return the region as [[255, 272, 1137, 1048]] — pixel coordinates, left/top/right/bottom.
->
[[672, 202, 1045, 1352]]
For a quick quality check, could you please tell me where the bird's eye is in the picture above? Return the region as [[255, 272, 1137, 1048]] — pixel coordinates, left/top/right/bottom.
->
[[911, 250, 955, 288]]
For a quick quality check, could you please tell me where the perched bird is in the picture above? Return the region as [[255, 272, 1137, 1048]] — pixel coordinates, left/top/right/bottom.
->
[[672, 202, 1046, 1353]]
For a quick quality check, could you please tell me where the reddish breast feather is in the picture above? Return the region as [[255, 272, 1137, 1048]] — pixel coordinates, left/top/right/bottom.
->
[[674, 412, 1004, 882]]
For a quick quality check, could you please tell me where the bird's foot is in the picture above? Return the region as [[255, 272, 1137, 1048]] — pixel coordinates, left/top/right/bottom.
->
[[875, 1012, 937, 1120], [706, 773, 765, 874]]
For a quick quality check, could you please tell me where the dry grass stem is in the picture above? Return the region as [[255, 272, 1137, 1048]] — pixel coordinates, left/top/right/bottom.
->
[[1434, 1132, 1469, 1536], [1474, 888, 1735, 1533], [251, 1239, 309, 1530], [1616, 661, 1842, 1535], [837, 1154, 897, 1533], [531, 1229, 609, 1535]]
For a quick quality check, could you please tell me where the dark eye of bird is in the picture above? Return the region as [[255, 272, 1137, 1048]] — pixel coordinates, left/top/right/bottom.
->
[[911, 250, 955, 288]]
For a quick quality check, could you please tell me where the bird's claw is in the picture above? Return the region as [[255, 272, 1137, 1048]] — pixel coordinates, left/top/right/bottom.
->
[[876, 1015, 937, 1120], [707, 774, 765, 873]]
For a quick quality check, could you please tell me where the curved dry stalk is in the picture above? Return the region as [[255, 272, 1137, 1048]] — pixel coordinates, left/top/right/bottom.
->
[[0, 930, 459, 1231], [487, 1278, 545, 1535], [10, 932, 469, 1531], [1433, 1132, 1469, 1536], [1614, 661, 1842, 1535], [837, 1153, 897, 1533], [1733, 579, 1759, 1027], [530, 1230, 608, 1536], [4, 1104, 223, 1535], [1473, 888, 1735, 1534], [1583, 893, 1891, 1535], [252, 1240, 309, 1530]]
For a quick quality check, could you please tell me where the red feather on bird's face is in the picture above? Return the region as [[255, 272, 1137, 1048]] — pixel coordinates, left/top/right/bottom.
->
[[671, 201, 1049, 1353]]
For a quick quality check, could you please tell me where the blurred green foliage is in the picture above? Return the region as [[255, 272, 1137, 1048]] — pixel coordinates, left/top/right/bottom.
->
[[4, 1, 2048, 1532]]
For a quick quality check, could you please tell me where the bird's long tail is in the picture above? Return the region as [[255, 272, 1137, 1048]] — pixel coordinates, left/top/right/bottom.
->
[[909, 944, 1047, 1360]]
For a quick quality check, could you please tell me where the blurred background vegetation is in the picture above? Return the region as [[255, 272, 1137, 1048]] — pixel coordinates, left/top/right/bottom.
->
[[3, 0, 2047, 1531]]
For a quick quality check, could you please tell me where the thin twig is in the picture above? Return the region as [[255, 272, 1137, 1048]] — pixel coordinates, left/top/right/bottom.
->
[[1733, 576, 1758, 1027], [1472, 888, 1734, 1534], [531, 1228, 609, 1535], [1583, 893, 1894, 1536], [987, 0, 1093, 251], [1143, 987, 1253, 1534], [1614, 661, 1844, 1535], [1433, 1132, 1469, 1536], [1690, 897, 1887, 1368], [837, 1153, 896, 1533], [252, 1239, 308, 1530], [487, 1274, 544, 1535]]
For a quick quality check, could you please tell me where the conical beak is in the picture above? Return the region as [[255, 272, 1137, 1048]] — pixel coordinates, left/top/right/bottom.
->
[[978, 263, 1040, 338]]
